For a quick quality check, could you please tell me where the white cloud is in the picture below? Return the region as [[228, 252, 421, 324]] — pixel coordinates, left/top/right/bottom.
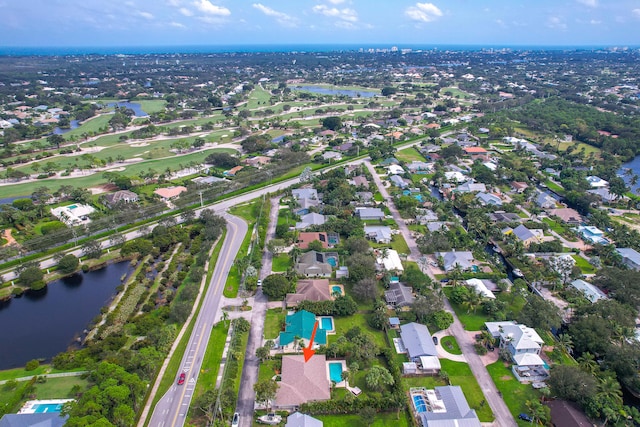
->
[[312, 4, 358, 22], [495, 19, 506, 28], [547, 16, 567, 30], [137, 11, 154, 20], [193, 0, 230, 16], [633, 9, 640, 19], [170, 21, 186, 28], [576, 0, 597, 7], [253, 3, 296, 26], [405, 3, 443, 23], [167, 0, 182, 6], [327, 0, 346, 4], [589, 19, 601, 24], [180, 7, 193, 16]]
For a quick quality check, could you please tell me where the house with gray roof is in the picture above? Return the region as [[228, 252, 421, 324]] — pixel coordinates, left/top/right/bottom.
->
[[475, 192, 502, 206], [390, 174, 409, 189], [436, 251, 474, 271], [416, 209, 438, 224], [617, 247, 640, 270], [285, 412, 323, 427], [535, 190, 556, 209], [570, 279, 608, 303], [587, 188, 620, 203], [512, 224, 543, 247], [294, 251, 336, 277], [415, 386, 481, 427], [488, 212, 521, 223], [400, 322, 438, 361], [364, 225, 392, 244], [355, 191, 374, 205], [295, 213, 326, 230], [455, 181, 486, 193], [427, 222, 448, 232], [0, 413, 68, 427], [355, 207, 385, 221], [407, 161, 432, 173], [385, 282, 415, 307], [293, 188, 318, 201]]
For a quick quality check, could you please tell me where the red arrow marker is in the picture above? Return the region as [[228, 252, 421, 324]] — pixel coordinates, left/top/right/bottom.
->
[[303, 321, 319, 362]]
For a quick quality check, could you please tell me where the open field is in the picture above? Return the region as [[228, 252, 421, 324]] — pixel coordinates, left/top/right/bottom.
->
[[395, 147, 425, 163], [486, 361, 540, 426]]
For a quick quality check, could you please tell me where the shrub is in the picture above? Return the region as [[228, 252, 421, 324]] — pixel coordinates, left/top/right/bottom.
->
[[474, 343, 487, 355], [25, 359, 40, 371]]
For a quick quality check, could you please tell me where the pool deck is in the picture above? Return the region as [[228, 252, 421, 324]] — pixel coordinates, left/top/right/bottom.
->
[[326, 360, 347, 387], [19, 399, 74, 414]]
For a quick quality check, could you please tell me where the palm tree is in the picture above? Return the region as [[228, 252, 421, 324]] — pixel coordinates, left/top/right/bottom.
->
[[449, 264, 464, 287], [577, 352, 598, 375], [462, 288, 486, 314], [597, 375, 623, 407], [556, 333, 573, 355]]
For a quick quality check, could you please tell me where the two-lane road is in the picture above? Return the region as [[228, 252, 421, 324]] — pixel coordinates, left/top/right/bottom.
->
[[147, 213, 247, 427]]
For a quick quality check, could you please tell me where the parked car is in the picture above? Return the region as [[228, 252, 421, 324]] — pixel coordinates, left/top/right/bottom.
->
[[177, 372, 186, 385], [432, 336, 438, 345], [232, 412, 240, 427], [518, 413, 533, 422], [257, 279, 262, 286]]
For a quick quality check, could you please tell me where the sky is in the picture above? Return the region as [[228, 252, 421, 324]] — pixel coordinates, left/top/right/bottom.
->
[[1, 0, 640, 48]]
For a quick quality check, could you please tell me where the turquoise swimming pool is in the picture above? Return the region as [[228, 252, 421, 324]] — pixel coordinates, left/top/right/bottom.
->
[[331, 285, 342, 295], [321, 317, 333, 330], [329, 362, 343, 383], [34, 403, 63, 413], [327, 257, 337, 267]]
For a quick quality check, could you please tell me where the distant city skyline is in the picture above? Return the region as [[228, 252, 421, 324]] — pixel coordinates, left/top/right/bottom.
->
[[2, 0, 640, 48]]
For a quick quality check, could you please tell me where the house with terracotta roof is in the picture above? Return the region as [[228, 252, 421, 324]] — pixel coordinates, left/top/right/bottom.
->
[[154, 186, 187, 200], [510, 181, 529, 193], [224, 165, 244, 176], [297, 232, 329, 250], [274, 355, 331, 409], [549, 208, 582, 225], [286, 279, 332, 307]]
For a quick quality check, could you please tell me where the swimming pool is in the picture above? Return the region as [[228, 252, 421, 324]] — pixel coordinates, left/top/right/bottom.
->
[[327, 257, 337, 267], [321, 317, 334, 330], [68, 204, 78, 209], [329, 362, 344, 383], [34, 403, 64, 413], [543, 361, 550, 369], [412, 395, 428, 413], [331, 285, 343, 295]]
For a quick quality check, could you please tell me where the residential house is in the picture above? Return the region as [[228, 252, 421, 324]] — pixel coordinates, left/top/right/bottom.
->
[[575, 225, 608, 245], [416, 209, 439, 224], [322, 151, 342, 162], [104, 190, 139, 207], [455, 181, 486, 193], [390, 175, 410, 189], [193, 176, 225, 185], [406, 161, 432, 173], [488, 212, 521, 223], [285, 412, 323, 427], [444, 171, 467, 183], [549, 208, 582, 225], [380, 158, 399, 166], [224, 165, 243, 176], [476, 192, 503, 206], [385, 282, 415, 307], [278, 310, 328, 349], [0, 413, 68, 427], [463, 146, 488, 159], [534, 190, 556, 209], [465, 278, 496, 299], [154, 186, 187, 200], [295, 213, 326, 230], [294, 251, 337, 277], [436, 251, 475, 272], [387, 164, 405, 175], [415, 386, 481, 427], [274, 355, 330, 409], [351, 175, 369, 188], [586, 176, 608, 188], [377, 249, 404, 274], [511, 181, 529, 193], [286, 279, 332, 307], [293, 188, 318, 201], [400, 322, 441, 373], [51, 204, 96, 226], [617, 247, 640, 270], [355, 207, 385, 221], [426, 222, 448, 232], [243, 156, 271, 167], [297, 232, 329, 250], [355, 191, 374, 205], [570, 279, 608, 303], [364, 225, 393, 244], [587, 188, 620, 203], [486, 321, 543, 357], [511, 224, 544, 247]]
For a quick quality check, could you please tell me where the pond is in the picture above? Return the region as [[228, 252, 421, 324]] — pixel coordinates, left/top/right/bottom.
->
[[106, 101, 149, 117], [289, 85, 378, 98], [0, 261, 132, 369], [52, 120, 80, 135], [619, 154, 640, 195]]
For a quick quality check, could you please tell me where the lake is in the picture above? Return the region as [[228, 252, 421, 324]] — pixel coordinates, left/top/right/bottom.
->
[[0, 261, 131, 369], [106, 101, 149, 117], [619, 155, 640, 195], [52, 120, 80, 135], [289, 85, 378, 98]]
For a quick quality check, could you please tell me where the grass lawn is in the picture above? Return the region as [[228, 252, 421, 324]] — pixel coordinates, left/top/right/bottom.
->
[[441, 359, 494, 422], [246, 86, 274, 110], [571, 255, 596, 274], [390, 234, 410, 255], [193, 321, 230, 398], [542, 217, 566, 234], [395, 147, 425, 163], [557, 141, 601, 157], [486, 361, 540, 426], [440, 336, 462, 355], [33, 376, 89, 399], [135, 99, 167, 114], [264, 308, 285, 340], [316, 412, 411, 427], [544, 180, 565, 196], [330, 313, 388, 349], [271, 253, 290, 272], [62, 114, 112, 140], [443, 288, 489, 331]]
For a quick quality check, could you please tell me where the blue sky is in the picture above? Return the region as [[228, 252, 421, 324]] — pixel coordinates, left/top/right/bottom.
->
[[2, 0, 640, 47]]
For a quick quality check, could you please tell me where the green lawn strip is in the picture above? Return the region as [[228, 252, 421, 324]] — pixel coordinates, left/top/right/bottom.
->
[[134, 100, 168, 114], [271, 253, 290, 272], [224, 204, 257, 298], [62, 114, 112, 140], [440, 336, 462, 355], [571, 255, 596, 274], [541, 217, 566, 234], [486, 361, 540, 426], [191, 321, 230, 401], [395, 147, 425, 163], [442, 288, 488, 331], [142, 231, 225, 427], [440, 359, 494, 422], [0, 365, 85, 382], [232, 330, 251, 397], [390, 234, 410, 255], [315, 412, 410, 427], [264, 308, 286, 340], [544, 180, 565, 196], [330, 313, 387, 349], [33, 376, 89, 399]]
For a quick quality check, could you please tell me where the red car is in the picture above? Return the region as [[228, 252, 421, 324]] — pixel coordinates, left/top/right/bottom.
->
[[177, 372, 186, 385]]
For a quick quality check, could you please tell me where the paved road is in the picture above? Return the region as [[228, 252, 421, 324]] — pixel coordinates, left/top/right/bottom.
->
[[365, 161, 517, 427], [147, 213, 247, 427], [235, 196, 280, 427]]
